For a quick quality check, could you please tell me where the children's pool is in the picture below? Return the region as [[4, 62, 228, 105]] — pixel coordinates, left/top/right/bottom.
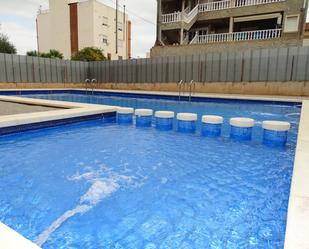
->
[[0, 91, 301, 248]]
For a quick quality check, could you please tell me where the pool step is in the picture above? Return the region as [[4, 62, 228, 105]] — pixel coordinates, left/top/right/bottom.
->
[[116, 107, 291, 147]]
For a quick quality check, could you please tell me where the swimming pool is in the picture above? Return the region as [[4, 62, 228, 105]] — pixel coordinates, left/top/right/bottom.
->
[[0, 91, 301, 248]]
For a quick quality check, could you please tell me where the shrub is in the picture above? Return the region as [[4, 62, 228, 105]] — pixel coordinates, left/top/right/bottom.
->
[[71, 47, 106, 61]]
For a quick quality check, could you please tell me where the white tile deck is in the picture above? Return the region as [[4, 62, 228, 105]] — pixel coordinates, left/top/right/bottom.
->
[[77, 88, 308, 103], [0, 223, 41, 249], [0, 95, 117, 129], [1, 88, 308, 102], [284, 100, 309, 249]]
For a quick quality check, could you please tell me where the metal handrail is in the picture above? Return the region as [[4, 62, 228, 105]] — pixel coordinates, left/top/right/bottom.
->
[[85, 79, 91, 94], [178, 80, 184, 101], [189, 80, 196, 102], [91, 79, 97, 95]]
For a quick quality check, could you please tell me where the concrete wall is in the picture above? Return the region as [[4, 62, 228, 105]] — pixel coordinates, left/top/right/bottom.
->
[[151, 38, 302, 57]]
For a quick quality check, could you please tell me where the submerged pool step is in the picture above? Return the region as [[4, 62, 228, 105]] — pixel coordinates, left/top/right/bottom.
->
[[201, 115, 224, 137], [177, 113, 198, 133], [230, 117, 255, 141], [116, 107, 291, 147], [117, 107, 134, 124], [155, 111, 175, 131], [135, 109, 153, 127], [262, 121, 291, 147]]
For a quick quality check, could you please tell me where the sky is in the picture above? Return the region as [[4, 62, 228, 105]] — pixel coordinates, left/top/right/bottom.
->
[[0, 0, 157, 58]]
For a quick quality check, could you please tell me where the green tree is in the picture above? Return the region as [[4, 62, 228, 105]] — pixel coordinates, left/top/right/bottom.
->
[[26, 49, 63, 59], [71, 47, 106, 61], [0, 33, 16, 54]]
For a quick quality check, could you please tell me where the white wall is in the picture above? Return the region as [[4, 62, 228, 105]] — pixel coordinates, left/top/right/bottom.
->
[[37, 12, 51, 54], [38, 0, 129, 60], [91, 0, 128, 60], [38, 0, 71, 59], [78, 1, 95, 50]]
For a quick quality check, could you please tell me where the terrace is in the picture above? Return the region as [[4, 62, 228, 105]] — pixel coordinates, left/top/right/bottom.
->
[[190, 28, 282, 44], [161, 0, 284, 24]]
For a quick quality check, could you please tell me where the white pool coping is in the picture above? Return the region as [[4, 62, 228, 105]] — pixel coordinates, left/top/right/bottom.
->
[[0, 95, 117, 129], [77, 88, 308, 103], [0, 88, 308, 103], [284, 100, 309, 249], [0, 90, 308, 248], [0, 223, 41, 249]]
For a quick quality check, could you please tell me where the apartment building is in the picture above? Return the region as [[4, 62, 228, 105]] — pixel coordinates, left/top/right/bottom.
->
[[37, 0, 131, 60], [151, 0, 308, 57], [303, 23, 309, 46]]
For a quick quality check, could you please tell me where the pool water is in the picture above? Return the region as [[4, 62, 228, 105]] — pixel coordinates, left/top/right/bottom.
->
[[25, 93, 300, 142], [0, 94, 301, 249]]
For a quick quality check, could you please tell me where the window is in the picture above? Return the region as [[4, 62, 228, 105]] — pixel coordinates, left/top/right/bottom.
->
[[284, 15, 299, 33], [118, 22, 123, 31], [102, 16, 108, 27], [102, 35, 108, 45]]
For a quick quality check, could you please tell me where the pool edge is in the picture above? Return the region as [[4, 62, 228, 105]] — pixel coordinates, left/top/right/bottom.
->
[[284, 100, 309, 249], [0, 222, 41, 249], [0, 96, 117, 135], [0, 88, 306, 103]]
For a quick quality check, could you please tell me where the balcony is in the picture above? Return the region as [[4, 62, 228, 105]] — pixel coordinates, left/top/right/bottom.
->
[[162, 5, 198, 24], [162, 0, 284, 24], [190, 29, 282, 44], [38, 9, 50, 14]]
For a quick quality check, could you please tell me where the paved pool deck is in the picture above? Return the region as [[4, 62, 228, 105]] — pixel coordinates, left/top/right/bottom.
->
[[0, 101, 58, 116], [0, 95, 117, 134]]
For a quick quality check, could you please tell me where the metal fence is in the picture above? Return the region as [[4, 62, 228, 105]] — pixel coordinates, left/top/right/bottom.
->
[[0, 53, 88, 83], [1, 46, 309, 84], [89, 46, 309, 83]]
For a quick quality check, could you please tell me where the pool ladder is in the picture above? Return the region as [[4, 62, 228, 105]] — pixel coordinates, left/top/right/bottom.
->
[[178, 80, 184, 101], [85, 79, 97, 95], [189, 80, 196, 102], [178, 80, 196, 102]]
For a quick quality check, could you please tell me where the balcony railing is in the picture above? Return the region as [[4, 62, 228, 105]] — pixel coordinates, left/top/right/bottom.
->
[[191, 29, 282, 44], [234, 0, 283, 7], [198, 0, 231, 12], [199, 0, 283, 11], [162, 0, 284, 24], [162, 12, 182, 23], [162, 5, 198, 24], [38, 9, 49, 14]]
